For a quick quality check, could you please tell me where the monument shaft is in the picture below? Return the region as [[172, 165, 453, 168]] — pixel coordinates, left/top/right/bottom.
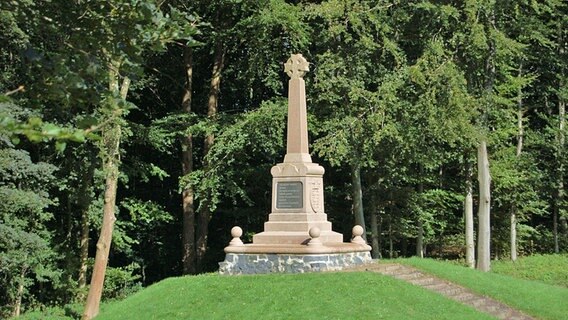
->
[[284, 77, 311, 163]]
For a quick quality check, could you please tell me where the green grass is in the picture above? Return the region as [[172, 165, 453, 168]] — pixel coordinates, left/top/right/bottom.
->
[[399, 257, 568, 320], [491, 254, 568, 287], [96, 272, 492, 320]]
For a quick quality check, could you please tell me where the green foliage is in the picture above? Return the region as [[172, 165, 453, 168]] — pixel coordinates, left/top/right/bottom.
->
[[0, 101, 93, 152], [0, 140, 60, 317], [181, 99, 287, 213], [17, 303, 82, 320], [102, 264, 143, 301], [409, 189, 465, 242], [0, 225, 60, 317]]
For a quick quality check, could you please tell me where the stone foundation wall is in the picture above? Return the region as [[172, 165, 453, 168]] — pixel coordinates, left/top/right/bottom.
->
[[218, 252, 372, 275]]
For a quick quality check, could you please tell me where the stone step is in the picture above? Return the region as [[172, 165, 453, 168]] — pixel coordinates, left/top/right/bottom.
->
[[423, 282, 449, 292], [267, 213, 331, 222], [263, 221, 333, 232], [438, 286, 466, 296], [394, 271, 424, 280], [408, 276, 436, 286], [252, 230, 343, 245], [465, 297, 488, 308]]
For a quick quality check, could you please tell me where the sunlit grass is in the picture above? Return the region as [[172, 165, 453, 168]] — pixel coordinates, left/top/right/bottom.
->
[[492, 254, 568, 287], [96, 272, 491, 320], [399, 257, 568, 320]]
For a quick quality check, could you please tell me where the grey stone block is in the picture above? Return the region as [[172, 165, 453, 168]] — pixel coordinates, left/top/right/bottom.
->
[[218, 252, 372, 275]]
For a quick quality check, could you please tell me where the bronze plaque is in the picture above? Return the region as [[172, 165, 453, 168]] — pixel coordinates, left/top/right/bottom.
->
[[276, 181, 303, 209]]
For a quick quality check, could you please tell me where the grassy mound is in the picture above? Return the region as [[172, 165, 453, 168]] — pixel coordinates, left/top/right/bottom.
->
[[400, 257, 568, 320], [96, 272, 492, 320]]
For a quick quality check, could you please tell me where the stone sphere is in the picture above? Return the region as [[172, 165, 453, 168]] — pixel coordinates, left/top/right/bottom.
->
[[352, 225, 364, 237], [231, 226, 243, 238], [309, 226, 321, 238]]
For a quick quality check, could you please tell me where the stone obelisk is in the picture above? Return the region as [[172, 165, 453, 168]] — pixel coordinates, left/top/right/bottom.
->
[[252, 54, 343, 245], [219, 54, 371, 274]]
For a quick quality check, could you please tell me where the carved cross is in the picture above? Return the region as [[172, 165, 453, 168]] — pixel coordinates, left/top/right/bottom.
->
[[284, 54, 310, 79]]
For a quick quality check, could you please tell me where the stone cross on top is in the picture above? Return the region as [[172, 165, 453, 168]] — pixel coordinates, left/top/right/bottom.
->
[[283, 54, 312, 163], [285, 54, 309, 79]]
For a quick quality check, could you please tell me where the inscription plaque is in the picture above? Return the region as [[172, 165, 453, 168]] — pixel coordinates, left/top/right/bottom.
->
[[276, 181, 303, 209]]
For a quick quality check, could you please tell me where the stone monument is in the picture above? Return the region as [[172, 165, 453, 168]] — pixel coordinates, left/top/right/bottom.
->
[[218, 54, 371, 275]]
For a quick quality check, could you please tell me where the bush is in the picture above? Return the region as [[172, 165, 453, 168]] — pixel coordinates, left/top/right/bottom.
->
[[102, 263, 142, 301]]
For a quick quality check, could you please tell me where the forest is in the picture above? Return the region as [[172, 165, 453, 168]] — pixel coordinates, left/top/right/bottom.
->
[[0, 0, 566, 318]]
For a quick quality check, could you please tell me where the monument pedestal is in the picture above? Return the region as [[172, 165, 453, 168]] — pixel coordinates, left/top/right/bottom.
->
[[252, 161, 343, 245], [218, 54, 371, 275], [219, 225, 371, 275]]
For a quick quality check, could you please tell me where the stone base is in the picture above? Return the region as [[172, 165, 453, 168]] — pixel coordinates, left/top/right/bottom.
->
[[218, 251, 372, 275]]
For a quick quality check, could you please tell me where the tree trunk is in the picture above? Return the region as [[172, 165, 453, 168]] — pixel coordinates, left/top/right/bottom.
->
[[203, 41, 225, 155], [12, 267, 26, 317], [475, 6, 495, 272], [388, 219, 394, 259], [510, 208, 517, 261], [78, 206, 90, 289], [554, 97, 565, 254], [511, 78, 524, 262], [78, 160, 96, 294], [181, 46, 197, 275], [196, 42, 225, 272], [369, 193, 380, 259], [465, 158, 475, 268], [416, 167, 424, 258], [476, 140, 491, 272], [416, 222, 424, 258], [351, 162, 366, 240], [82, 70, 129, 320], [554, 66, 565, 254]]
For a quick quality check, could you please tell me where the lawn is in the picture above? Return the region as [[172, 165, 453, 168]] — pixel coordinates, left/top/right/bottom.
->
[[491, 254, 568, 287], [400, 256, 568, 320], [22, 255, 567, 320], [96, 272, 492, 320]]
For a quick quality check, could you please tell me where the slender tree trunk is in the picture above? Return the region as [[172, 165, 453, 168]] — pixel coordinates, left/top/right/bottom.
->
[[416, 166, 424, 258], [78, 207, 90, 289], [388, 191, 394, 258], [416, 221, 424, 257], [377, 213, 383, 259], [370, 213, 381, 259], [388, 219, 393, 259], [196, 42, 225, 272], [555, 97, 565, 254], [203, 41, 224, 155], [13, 267, 26, 317], [465, 158, 475, 268], [510, 208, 517, 261], [554, 36, 565, 252], [82, 67, 129, 320], [477, 140, 491, 272], [369, 192, 380, 258], [475, 7, 495, 272], [511, 75, 524, 262], [181, 46, 197, 275], [78, 160, 96, 294], [351, 162, 366, 240]]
